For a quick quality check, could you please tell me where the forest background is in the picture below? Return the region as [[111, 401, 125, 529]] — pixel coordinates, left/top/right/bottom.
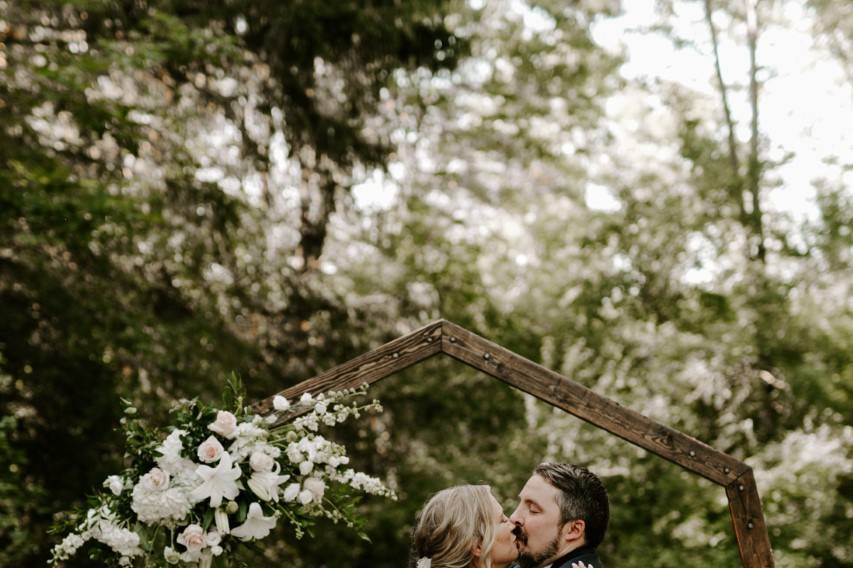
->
[[1, 0, 850, 566]]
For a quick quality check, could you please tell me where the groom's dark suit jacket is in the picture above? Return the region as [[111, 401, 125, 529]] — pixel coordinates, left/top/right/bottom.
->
[[548, 545, 604, 568]]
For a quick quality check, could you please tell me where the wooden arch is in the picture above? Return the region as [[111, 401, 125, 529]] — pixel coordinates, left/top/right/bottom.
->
[[253, 319, 774, 567]]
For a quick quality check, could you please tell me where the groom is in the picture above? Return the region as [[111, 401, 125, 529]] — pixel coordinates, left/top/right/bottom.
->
[[510, 463, 609, 568]]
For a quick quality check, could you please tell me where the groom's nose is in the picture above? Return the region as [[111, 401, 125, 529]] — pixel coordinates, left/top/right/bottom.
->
[[509, 506, 522, 525]]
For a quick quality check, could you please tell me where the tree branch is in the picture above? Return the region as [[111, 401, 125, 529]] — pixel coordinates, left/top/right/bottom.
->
[[703, 0, 748, 226]]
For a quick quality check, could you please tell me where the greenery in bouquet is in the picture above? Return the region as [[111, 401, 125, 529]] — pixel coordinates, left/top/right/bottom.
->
[[49, 379, 395, 567]]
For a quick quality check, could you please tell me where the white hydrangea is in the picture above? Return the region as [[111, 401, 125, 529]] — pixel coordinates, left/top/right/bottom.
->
[[131, 469, 193, 524]]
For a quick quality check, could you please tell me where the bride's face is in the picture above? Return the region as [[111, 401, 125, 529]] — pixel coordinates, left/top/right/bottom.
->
[[488, 495, 519, 567]]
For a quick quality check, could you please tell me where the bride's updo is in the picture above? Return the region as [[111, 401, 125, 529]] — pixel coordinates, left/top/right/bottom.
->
[[411, 485, 498, 568]]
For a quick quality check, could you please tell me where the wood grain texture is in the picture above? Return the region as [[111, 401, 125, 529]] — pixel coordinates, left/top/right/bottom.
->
[[252, 318, 774, 567], [726, 468, 775, 568], [440, 320, 747, 486], [252, 320, 442, 415]]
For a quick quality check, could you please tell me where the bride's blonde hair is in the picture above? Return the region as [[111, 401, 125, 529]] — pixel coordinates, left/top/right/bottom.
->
[[411, 485, 498, 568]]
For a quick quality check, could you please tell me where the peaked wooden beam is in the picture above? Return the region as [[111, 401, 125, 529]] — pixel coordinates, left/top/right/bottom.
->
[[252, 320, 442, 415], [253, 318, 775, 567], [727, 468, 774, 568], [439, 320, 746, 486]]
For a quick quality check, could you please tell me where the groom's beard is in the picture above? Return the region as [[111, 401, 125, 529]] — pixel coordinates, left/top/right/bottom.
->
[[515, 535, 560, 568]]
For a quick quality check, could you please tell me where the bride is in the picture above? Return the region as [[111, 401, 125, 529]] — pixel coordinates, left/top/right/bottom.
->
[[410, 485, 591, 568]]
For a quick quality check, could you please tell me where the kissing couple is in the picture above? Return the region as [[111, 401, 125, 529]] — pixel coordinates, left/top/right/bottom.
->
[[410, 462, 608, 568]]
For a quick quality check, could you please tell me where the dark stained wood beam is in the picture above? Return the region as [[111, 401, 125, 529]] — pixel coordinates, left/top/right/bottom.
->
[[439, 320, 747, 486], [726, 468, 775, 567], [253, 318, 775, 567], [252, 320, 442, 415]]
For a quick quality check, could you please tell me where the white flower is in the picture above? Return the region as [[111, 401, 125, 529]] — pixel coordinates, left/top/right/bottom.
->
[[190, 452, 242, 508], [300, 393, 313, 404], [285, 444, 303, 464], [229, 503, 277, 541], [314, 401, 327, 415], [214, 508, 230, 534], [303, 477, 326, 500], [156, 429, 190, 474], [177, 524, 206, 553], [197, 436, 225, 463], [298, 489, 314, 505], [249, 451, 275, 472], [130, 466, 194, 523], [272, 395, 290, 411], [140, 467, 169, 492], [163, 546, 180, 564], [247, 471, 290, 502], [283, 483, 300, 502], [299, 461, 314, 475], [93, 520, 143, 558], [208, 411, 238, 439], [225, 500, 239, 514], [205, 530, 221, 547], [104, 475, 124, 496], [51, 533, 87, 561]]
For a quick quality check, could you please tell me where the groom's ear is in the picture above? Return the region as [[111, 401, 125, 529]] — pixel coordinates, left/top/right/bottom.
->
[[561, 519, 586, 544]]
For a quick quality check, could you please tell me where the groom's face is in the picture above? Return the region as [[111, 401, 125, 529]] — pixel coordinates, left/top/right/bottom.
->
[[509, 474, 564, 567]]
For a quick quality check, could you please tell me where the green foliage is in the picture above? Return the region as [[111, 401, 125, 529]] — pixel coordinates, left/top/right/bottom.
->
[[1, 0, 850, 566]]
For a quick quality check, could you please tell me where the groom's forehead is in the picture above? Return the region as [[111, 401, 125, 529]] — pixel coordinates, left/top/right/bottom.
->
[[519, 475, 559, 504]]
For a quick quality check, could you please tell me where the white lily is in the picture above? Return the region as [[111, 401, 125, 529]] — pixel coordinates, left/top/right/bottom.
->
[[190, 452, 241, 508], [247, 471, 290, 502], [229, 503, 277, 541]]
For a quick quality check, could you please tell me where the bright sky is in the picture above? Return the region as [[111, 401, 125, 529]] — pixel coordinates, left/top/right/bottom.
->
[[353, 0, 852, 224], [589, 0, 853, 222]]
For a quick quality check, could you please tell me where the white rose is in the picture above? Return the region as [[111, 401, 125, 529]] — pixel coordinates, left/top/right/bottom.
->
[[211, 545, 223, 556], [298, 489, 314, 505], [283, 483, 300, 502], [249, 452, 275, 473], [177, 524, 206, 553], [104, 475, 124, 496], [299, 461, 314, 475], [197, 436, 225, 463], [303, 477, 326, 500], [208, 411, 238, 439], [272, 395, 290, 412], [299, 393, 313, 404], [140, 467, 169, 492]]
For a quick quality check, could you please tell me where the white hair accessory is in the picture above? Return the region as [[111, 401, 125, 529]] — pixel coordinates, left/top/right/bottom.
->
[[416, 558, 432, 568]]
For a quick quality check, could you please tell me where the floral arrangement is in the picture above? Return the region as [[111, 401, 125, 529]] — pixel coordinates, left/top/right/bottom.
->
[[50, 381, 395, 567]]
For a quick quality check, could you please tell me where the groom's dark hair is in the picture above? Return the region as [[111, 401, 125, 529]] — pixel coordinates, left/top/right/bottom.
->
[[534, 462, 609, 548]]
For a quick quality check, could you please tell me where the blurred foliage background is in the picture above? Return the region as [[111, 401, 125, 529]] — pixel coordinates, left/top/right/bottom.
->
[[1, 0, 850, 566]]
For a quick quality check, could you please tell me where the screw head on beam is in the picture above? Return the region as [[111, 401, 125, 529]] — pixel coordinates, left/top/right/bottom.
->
[[449, 336, 457, 343], [484, 353, 491, 360], [689, 450, 696, 458], [392, 352, 400, 359], [724, 467, 731, 474], [747, 521, 754, 529], [738, 484, 745, 492]]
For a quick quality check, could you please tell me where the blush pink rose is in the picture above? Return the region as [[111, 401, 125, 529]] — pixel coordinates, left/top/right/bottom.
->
[[178, 524, 206, 553], [208, 411, 238, 439], [197, 436, 225, 463]]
